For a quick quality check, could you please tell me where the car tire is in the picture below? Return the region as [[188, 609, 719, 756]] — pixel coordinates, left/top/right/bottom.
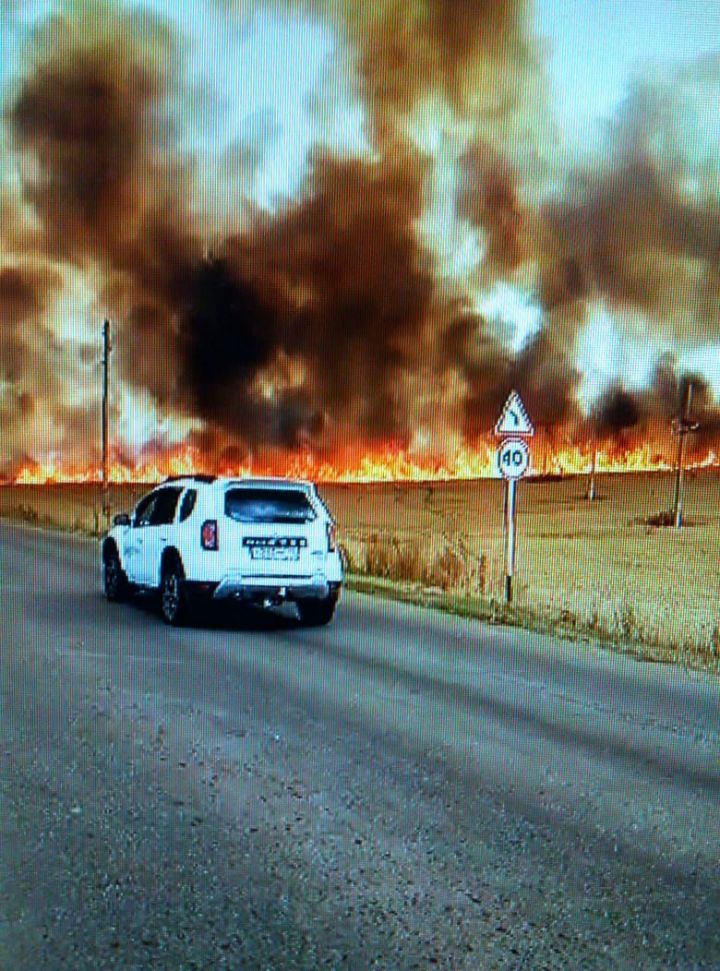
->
[[104, 546, 129, 603], [297, 593, 338, 627], [160, 557, 189, 626]]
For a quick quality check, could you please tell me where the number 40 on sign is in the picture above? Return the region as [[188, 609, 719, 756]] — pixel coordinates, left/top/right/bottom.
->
[[497, 438, 530, 480]]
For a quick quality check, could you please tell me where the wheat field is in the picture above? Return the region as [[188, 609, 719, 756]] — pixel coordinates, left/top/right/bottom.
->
[[2, 472, 720, 663], [324, 473, 720, 658]]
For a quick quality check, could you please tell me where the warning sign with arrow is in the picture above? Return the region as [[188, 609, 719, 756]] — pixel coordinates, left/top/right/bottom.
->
[[494, 390, 534, 437]]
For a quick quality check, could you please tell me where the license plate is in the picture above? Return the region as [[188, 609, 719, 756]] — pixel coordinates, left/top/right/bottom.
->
[[249, 546, 300, 561], [243, 537, 306, 561]]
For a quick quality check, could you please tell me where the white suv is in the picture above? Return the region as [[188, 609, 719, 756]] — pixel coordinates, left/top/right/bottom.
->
[[101, 476, 343, 626]]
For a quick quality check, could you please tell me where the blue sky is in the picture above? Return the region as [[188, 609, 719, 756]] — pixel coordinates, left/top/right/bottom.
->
[[536, 0, 720, 153]]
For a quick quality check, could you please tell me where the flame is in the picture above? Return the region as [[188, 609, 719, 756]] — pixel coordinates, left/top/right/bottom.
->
[[7, 441, 720, 485]]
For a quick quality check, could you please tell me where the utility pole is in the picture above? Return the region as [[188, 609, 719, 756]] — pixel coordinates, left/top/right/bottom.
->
[[586, 445, 597, 501], [671, 381, 698, 529], [101, 319, 111, 532]]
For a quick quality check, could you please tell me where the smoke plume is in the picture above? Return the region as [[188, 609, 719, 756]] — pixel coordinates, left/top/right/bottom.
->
[[1, 0, 720, 474]]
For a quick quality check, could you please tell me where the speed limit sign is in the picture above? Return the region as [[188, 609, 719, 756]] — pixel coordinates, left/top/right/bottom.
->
[[497, 437, 530, 479]]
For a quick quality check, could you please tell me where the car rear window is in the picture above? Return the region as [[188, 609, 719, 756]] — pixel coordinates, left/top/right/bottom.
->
[[224, 488, 316, 524]]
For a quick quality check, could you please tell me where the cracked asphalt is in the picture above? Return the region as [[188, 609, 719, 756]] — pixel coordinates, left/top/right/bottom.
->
[[0, 523, 718, 969]]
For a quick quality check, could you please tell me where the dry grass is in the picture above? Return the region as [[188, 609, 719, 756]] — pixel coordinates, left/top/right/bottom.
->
[[0, 484, 148, 537], [344, 533, 487, 595], [3, 473, 720, 670], [324, 472, 720, 670]]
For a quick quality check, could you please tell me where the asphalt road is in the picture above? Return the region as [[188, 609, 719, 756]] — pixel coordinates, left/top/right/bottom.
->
[[0, 523, 718, 969]]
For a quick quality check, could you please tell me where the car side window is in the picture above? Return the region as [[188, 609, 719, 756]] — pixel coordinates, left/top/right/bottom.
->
[[178, 489, 197, 523], [149, 487, 183, 527], [134, 493, 158, 527]]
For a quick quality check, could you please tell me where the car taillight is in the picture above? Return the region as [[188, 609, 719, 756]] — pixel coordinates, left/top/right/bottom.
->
[[201, 519, 218, 550], [326, 522, 337, 552]]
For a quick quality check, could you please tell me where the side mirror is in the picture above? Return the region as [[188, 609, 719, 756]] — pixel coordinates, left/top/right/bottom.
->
[[113, 513, 131, 527]]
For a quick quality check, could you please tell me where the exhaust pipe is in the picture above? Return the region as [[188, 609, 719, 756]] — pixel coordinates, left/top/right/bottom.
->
[[263, 588, 287, 609]]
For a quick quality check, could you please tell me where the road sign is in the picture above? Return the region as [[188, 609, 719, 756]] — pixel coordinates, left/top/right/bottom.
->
[[494, 393, 533, 604], [495, 391, 534, 437], [497, 438, 530, 480]]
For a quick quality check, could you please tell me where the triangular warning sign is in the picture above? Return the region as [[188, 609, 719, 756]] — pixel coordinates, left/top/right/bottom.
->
[[495, 390, 534, 437]]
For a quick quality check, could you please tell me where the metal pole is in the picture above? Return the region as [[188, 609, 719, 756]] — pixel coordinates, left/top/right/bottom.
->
[[101, 319, 110, 531], [504, 478, 517, 603], [587, 447, 597, 501], [672, 429, 685, 529], [672, 382, 693, 529]]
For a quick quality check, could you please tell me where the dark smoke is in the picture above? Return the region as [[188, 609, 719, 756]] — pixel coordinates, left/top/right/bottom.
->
[[544, 61, 720, 341], [338, 0, 535, 120], [7, 11, 176, 266], [547, 160, 720, 327], [0, 265, 52, 324], [457, 142, 526, 271], [450, 311, 581, 440], [587, 386, 642, 440], [648, 361, 720, 455], [2, 1, 720, 469], [582, 358, 720, 456], [178, 255, 296, 443], [188, 152, 435, 447], [4, 6, 444, 453], [0, 264, 59, 383]]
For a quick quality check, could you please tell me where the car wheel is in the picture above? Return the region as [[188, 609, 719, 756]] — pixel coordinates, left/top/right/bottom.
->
[[297, 593, 338, 627], [160, 559, 188, 626], [104, 547, 129, 602]]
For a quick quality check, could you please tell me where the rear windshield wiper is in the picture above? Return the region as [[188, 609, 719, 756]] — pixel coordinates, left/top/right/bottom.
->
[[266, 514, 312, 523]]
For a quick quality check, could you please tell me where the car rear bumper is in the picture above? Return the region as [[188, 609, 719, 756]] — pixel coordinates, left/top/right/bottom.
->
[[210, 575, 341, 602]]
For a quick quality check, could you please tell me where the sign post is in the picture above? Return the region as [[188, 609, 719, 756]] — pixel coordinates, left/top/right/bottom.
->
[[586, 446, 597, 501], [504, 478, 517, 603], [495, 392, 534, 604], [101, 319, 111, 533]]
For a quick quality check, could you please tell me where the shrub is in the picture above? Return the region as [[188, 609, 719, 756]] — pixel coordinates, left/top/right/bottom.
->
[[364, 533, 394, 578], [424, 545, 467, 591], [354, 533, 488, 596]]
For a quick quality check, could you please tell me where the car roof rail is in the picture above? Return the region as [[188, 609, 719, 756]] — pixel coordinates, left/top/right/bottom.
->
[[161, 473, 217, 484]]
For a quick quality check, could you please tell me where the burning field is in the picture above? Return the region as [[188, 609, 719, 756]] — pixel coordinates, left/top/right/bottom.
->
[[1, 1, 720, 480]]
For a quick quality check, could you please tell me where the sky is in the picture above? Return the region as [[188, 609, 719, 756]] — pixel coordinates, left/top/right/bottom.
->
[[2, 1, 717, 181], [536, 0, 720, 154], [1, 0, 720, 476], [4, 0, 715, 205]]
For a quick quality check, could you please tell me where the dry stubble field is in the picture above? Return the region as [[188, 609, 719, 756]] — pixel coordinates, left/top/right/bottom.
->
[[2, 472, 720, 667]]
